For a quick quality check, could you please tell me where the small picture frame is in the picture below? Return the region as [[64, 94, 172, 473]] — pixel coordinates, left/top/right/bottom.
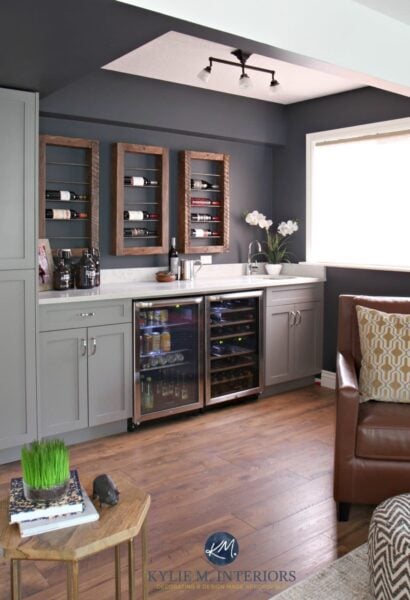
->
[[38, 239, 54, 291]]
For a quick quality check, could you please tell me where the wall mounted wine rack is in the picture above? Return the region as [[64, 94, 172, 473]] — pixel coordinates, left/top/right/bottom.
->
[[39, 135, 100, 257], [178, 150, 230, 254], [112, 142, 169, 255]]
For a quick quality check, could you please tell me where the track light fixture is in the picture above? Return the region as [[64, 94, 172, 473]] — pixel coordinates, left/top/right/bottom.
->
[[197, 49, 279, 92]]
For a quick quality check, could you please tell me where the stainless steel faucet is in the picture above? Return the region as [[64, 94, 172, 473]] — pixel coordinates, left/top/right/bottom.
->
[[247, 240, 262, 275]]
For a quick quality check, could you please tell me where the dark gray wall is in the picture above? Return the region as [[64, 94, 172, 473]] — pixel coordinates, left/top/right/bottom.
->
[[273, 87, 410, 371], [40, 71, 279, 268], [41, 70, 286, 146]]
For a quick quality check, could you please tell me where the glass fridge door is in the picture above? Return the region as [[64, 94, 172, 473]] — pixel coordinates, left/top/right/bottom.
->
[[206, 291, 263, 405], [134, 297, 203, 422]]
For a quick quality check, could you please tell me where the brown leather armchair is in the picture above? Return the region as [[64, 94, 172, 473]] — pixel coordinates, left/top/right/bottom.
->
[[334, 295, 410, 521]]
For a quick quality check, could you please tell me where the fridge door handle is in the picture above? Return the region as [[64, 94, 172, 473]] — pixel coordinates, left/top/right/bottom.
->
[[208, 290, 263, 301], [135, 297, 203, 308], [135, 301, 153, 308]]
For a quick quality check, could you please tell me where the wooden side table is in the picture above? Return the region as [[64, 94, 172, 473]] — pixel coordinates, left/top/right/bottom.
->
[[0, 472, 150, 600]]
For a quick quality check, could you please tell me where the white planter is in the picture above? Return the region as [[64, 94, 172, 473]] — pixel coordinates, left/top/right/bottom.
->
[[265, 263, 282, 275]]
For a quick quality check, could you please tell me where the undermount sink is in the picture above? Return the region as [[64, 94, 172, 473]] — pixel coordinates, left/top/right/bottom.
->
[[246, 274, 299, 281]]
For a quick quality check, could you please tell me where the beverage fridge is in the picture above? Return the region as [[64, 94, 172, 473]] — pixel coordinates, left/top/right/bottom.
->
[[132, 297, 203, 424], [205, 291, 264, 406]]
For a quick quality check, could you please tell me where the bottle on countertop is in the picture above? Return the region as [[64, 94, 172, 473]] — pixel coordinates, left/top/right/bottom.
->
[[53, 258, 71, 291], [168, 237, 179, 277], [45, 208, 87, 220], [191, 229, 219, 238], [58, 249, 74, 289], [190, 179, 219, 190], [46, 190, 82, 201], [124, 176, 158, 187], [75, 250, 96, 289], [90, 247, 100, 287], [124, 210, 159, 221]]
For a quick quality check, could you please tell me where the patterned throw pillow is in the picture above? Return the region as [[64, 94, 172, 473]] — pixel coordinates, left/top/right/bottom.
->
[[356, 305, 410, 403]]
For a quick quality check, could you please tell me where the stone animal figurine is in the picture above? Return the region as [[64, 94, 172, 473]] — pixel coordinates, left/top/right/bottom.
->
[[92, 474, 120, 507]]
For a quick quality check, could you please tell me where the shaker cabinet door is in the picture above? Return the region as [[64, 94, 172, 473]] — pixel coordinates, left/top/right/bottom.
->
[[293, 301, 322, 378], [0, 88, 37, 270], [39, 328, 88, 436], [0, 271, 37, 449], [265, 304, 294, 386], [88, 324, 133, 427]]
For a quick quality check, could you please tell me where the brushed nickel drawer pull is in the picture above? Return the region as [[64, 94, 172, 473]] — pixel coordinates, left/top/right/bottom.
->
[[79, 312, 95, 318]]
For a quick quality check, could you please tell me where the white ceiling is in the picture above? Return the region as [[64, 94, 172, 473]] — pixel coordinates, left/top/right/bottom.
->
[[354, 0, 410, 26], [103, 31, 364, 105]]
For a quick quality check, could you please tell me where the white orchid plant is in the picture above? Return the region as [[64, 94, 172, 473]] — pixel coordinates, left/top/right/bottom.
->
[[244, 210, 299, 264]]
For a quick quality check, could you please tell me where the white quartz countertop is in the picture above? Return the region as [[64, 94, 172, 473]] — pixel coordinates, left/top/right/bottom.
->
[[38, 263, 325, 305]]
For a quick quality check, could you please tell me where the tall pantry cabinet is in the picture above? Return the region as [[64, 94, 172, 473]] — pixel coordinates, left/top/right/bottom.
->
[[0, 88, 38, 451]]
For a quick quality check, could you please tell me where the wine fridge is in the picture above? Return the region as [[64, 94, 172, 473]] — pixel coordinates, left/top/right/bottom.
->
[[132, 297, 203, 424], [205, 291, 264, 406]]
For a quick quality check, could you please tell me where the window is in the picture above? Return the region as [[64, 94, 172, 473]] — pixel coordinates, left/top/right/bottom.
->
[[306, 117, 410, 271]]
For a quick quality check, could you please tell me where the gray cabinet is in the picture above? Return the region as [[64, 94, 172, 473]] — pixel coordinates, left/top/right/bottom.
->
[[88, 324, 132, 427], [265, 286, 323, 387], [39, 328, 88, 436], [39, 301, 133, 436], [0, 88, 37, 270], [0, 271, 37, 450], [0, 88, 38, 456]]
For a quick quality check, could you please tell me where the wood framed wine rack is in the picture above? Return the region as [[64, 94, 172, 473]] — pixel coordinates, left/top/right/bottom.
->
[[178, 150, 230, 254], [39, 135, 99, 257], [112, 143, 169, 255]]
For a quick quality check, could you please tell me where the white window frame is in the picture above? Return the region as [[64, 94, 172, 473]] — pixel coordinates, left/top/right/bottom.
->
[[306, 116, 410, 272]]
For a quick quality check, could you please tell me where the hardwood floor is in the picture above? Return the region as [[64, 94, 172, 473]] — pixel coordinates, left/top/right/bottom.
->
[[0, 385, 373, 599]]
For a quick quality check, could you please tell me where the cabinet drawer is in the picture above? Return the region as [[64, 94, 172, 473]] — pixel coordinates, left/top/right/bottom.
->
[[265, 284, 323, 307], [39, 300, 132, 331]]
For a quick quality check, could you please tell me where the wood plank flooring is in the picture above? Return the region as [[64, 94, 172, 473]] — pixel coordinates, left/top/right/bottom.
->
[[0, 385, 373, 599]]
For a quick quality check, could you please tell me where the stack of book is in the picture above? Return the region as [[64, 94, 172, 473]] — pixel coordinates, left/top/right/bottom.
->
[[9, 469, 99, 537]]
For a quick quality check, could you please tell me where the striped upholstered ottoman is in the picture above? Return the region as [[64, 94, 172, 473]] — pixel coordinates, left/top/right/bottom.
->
[[368, 494, 410, 599]]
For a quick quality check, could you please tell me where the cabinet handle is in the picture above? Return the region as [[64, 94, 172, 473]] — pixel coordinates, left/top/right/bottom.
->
[[79, 312, 95, 318], [295, 310, 302, 325], [91, 338, 97, 355], [289, 311, 296, 327], [81, 339, 87, 356]]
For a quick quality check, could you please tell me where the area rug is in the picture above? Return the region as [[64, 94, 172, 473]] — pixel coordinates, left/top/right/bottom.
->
[[271, 544, 371, 599]]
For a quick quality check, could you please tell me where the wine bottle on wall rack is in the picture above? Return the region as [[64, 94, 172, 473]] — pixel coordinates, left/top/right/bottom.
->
[[191, 198, 221, 207], [190, 179, 219, 190], [191, 229, 219, 238], [46, 190, 84, 201], [168, 237, 179, 276], [124, 176, 158, 187], [191, 213, 220, 222], [124, 210, 159, 220], [45, 208, 88, 220], [124, 228, 156, 237]]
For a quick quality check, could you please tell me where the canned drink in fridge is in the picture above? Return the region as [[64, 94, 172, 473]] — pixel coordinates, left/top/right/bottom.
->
[[151, 331, 161, 352], [160, 330, 171, 352], [143, 332, 153, 354]]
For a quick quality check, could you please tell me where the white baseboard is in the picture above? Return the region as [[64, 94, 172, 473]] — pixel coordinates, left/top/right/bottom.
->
[[321, 370, 336, 389]]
